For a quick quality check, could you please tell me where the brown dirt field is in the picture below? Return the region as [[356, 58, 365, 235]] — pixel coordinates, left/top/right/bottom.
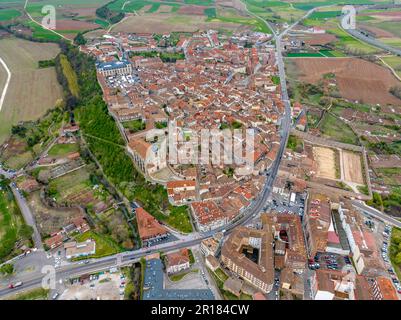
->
[[301, 33, 338, 46], [217, 0, 248, 15], [341, 150, 364, 184], [139, 4, 153, 13], [178, 5, 206, 15], [294, 57, 401, 106], [55, 19, 100, 31], [59, 7, 100, 18], [313, 146, 337, 180], [157, 5, 174, 13], [112, 13, 247, 33]]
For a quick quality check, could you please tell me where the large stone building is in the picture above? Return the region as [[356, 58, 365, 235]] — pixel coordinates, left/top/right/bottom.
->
[[221, 226, 274, 293], [97, 60, 132, 76]]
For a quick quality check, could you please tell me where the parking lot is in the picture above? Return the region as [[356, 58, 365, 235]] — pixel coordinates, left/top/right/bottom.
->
[[59, 272, 126, 300], [308, 252, 351, 271], [268, 192, 306, 216]]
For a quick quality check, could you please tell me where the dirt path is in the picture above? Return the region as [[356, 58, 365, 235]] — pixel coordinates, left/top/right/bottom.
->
[[0, 56, 11, 112], [378, 56, 401, 82]]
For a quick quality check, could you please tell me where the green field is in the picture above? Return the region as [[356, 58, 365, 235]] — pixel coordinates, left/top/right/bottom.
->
[[59, 54, 80, 98], [308, 10, 341, 20], [328, 26, 380, 54], [0, 9, 21, 21], [48, 143, 79, 156], [286, 52, 325, 57], [0, 183, 32, 263], [293, 0, 374, 11], [320, 113, 359, 145], [24, 20, 62, 42]]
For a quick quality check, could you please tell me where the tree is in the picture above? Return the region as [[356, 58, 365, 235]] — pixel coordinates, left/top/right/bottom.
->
[[395, 252, 401, 265], [74, 32, 87, 46], [18, 225, 33, 240], [0, 263, 14, 275]]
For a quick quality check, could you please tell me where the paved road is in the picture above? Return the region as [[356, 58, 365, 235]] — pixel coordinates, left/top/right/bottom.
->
[[0, 167, 43, 249], [346, 28, 401, 56], [352, 200, 401, 228], [10, 185, 43, 250]]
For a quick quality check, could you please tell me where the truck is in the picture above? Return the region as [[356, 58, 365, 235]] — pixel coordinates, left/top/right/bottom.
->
[[8, 281, 23, 289]]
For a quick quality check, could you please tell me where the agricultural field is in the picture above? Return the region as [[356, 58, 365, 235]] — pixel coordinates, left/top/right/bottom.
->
[[320, 113, 359, 145], [242, 0, 305, 24], [47, 166, 135, 248], [0, 9, 21, 21], [47, 143, 79, 157], [0, 108, 66, 170], [357, 8, 401, 48], [0, 182, 33, 263], [48, 166, 104, 206], [0, 37, 63, 145], [312, 146, 338, 180], [291, 57, 401, 106], [112, 12, 249, 33], [340, 150, 364, 185], [24, 0, 110, 39]]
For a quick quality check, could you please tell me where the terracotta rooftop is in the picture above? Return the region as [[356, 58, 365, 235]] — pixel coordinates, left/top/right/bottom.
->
[[136, 207, 168, 241]]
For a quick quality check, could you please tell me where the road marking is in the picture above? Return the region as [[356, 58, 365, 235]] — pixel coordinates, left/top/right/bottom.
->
[[0, 56, 11, 112]]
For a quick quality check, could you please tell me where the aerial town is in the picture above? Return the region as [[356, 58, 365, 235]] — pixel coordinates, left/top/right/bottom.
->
[[1, 0, 401, 307]]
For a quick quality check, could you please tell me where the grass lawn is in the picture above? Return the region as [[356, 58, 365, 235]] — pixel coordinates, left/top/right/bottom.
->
[[4, 151, 34, 170], [389, 227, 401, 281], [320, 113, 359, 145], [8, 287, 49, 300], [122, 119, 145, 133], [0, 184, 31, 262], [48, 143, 79, 157], [165, 205, 193, 234], [74, 230, 122, 259], [214, 268, 228, 282], [169, 268, 199, 282]]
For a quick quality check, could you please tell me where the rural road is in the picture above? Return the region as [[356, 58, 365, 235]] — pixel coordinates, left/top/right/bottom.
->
[[10, 184, 43, 250], [0, 56, 11, 112]]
